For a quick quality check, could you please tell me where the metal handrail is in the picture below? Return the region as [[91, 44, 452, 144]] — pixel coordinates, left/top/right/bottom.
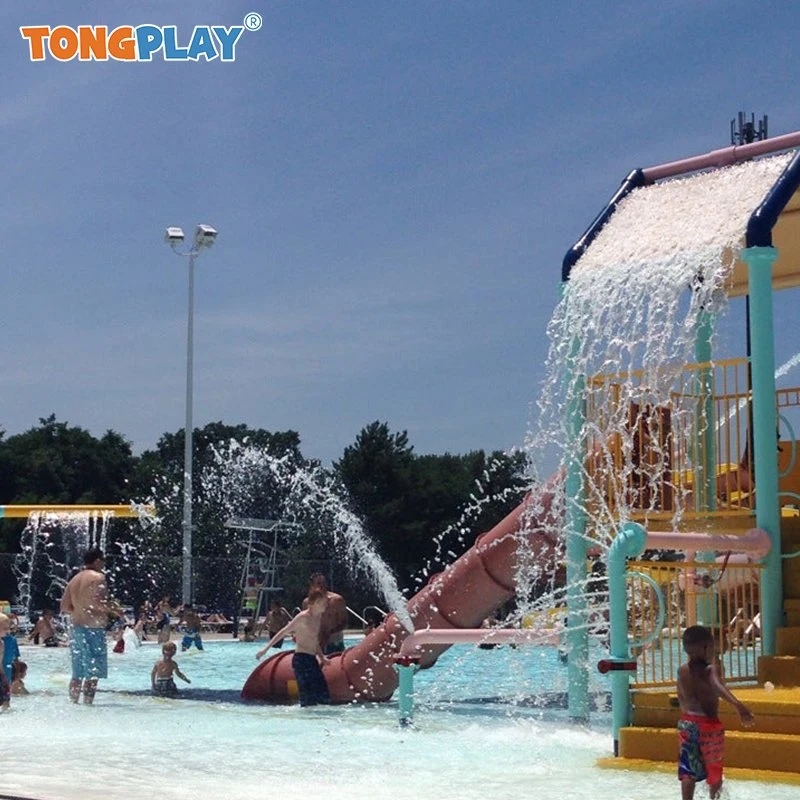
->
[[626, 571, 666, 650], [346, 606, 369, 626]]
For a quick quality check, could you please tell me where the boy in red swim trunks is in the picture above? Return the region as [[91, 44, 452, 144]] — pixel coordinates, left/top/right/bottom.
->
[[677, 625, 754, 799]]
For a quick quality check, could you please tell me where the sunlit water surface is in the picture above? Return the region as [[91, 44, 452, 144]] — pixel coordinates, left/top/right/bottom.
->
[[3, 639, 795, 800]]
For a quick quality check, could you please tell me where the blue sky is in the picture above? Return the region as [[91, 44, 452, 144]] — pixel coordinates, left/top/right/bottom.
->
[[1, 1, 799, 466]]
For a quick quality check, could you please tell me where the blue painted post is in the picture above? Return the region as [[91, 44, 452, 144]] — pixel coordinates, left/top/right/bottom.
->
[[393, 658, 420, 726], [694, 309, 717, 627], [563, 285, 590, 723], [607, 522, 647, 755], [742, 245, 782, 656], [695, 309, 717, 514]]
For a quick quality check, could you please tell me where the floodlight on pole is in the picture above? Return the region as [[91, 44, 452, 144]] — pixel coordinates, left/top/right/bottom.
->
[[164, 223, 218, 605]]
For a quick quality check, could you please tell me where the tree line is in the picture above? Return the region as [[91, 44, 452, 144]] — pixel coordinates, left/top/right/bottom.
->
[[0, 415, 528, 614]]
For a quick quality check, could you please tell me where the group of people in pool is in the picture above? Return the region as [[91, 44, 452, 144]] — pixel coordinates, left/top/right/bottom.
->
[[12, 547, 348, 710], [146, 572, 347, 705], [132, 596, 232, 648]]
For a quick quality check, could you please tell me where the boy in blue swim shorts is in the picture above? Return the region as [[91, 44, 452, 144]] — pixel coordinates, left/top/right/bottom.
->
[[256, 588, 330, 706], [60, 548, 124, 704], [180, 606, 204, 651]]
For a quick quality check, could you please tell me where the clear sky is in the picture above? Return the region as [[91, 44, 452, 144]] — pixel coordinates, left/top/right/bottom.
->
[[2, 1, 799, 465]]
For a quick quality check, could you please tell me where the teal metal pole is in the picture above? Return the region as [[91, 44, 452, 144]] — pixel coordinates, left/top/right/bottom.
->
[[394, 660, 419, 726], [607, 522, 647, 755], [694, 309, 717, 626], [695, 309, 717, 513], [563, 285, 590, 723], [742, 245, 782, 655]]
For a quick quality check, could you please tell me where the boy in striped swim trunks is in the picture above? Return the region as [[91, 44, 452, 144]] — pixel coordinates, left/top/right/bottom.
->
[[677, 625, 754, 799]]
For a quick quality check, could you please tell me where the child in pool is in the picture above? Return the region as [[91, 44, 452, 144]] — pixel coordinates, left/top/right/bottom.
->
[[180, 605, 204, 651], [677, 625, 754, 799], [151, 642, 191, 698], [11, 660, 29, 695], [256, 588, 330, 706]]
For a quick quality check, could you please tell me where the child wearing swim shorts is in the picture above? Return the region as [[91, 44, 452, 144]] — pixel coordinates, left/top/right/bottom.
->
[[256, 588, 330, 706], [677, 625, 754, 799], [151, 641, 191, 698]]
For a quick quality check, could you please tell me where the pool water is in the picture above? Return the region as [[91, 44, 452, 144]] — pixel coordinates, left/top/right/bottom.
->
[[3, 639, 796, 800]]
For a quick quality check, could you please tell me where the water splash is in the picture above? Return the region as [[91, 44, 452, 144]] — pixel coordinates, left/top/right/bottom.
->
[[13, 511, 112, 613], [521, 153, 792, 599], [776, 351, 800, 381], [201, 441, 414, 632]]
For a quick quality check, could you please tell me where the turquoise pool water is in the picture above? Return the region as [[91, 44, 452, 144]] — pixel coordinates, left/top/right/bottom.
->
[[3, 638, 796, 800]]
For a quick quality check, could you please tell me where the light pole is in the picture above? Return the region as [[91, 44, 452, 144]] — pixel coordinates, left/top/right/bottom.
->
[[165, 224, 218, 605]]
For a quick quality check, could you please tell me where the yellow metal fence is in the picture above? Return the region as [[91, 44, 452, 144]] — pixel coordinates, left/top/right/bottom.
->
[[586, 358, 756, 522], [627, 559, 763, 688]]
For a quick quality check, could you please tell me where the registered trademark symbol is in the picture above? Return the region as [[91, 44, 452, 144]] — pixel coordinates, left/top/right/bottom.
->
[[244, 12, 262, 32]]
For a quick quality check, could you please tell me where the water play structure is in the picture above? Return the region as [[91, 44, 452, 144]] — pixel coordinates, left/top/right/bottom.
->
[[8, 504, 155, 613], [561, 127, 800, 778], [242, 122, 800, 780]]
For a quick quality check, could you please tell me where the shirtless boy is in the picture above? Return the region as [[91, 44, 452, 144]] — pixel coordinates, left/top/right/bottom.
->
[[261, 599, 292, 647], [60, 548, 124, 704], [302, 574, 348, 655], [11, 660, 29, 695], [180, 605, 204, 651], [29, 608, 60, 647], [151, 641, 191, 698], [256, 588, 330, 706], [677, 625, 754, 799]]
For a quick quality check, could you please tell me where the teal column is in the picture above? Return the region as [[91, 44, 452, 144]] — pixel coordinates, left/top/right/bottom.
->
[[393, 659, 420, 726], [607, 522, 647, 754], [694, 309, 717, 626], [742, 245, 782, 655], [694, 309, 717, 514], [563, 283, 590, 723]]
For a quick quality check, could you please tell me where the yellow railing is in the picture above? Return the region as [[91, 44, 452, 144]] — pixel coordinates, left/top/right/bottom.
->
[[585, 358, 779, 524], [627, 559, 763, 688]]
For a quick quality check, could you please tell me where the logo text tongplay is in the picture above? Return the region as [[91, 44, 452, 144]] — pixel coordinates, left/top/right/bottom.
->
[[19, 24, 248, 62]]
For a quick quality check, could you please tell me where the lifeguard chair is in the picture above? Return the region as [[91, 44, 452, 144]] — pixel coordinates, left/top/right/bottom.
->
[[224, 518, 302, 627]]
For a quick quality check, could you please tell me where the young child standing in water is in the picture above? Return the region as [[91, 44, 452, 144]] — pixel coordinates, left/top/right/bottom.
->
[[151, 641, 191, 698], [677, 625, 754, 799]]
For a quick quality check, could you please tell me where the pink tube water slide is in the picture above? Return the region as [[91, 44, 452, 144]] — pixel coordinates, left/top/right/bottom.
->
[[241, 481, 562, 704]]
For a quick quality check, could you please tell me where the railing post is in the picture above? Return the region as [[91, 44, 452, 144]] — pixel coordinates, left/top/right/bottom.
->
[[741, 245, 782, 656], [607, 522, 647, 755], [393, 655, 420, 727]]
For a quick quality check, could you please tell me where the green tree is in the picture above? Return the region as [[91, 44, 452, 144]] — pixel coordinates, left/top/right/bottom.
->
[[0, 414, 135, 507], [0, 415, 137, 606], [334, 421, 415, 568], [335, 422, 528, 590]]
